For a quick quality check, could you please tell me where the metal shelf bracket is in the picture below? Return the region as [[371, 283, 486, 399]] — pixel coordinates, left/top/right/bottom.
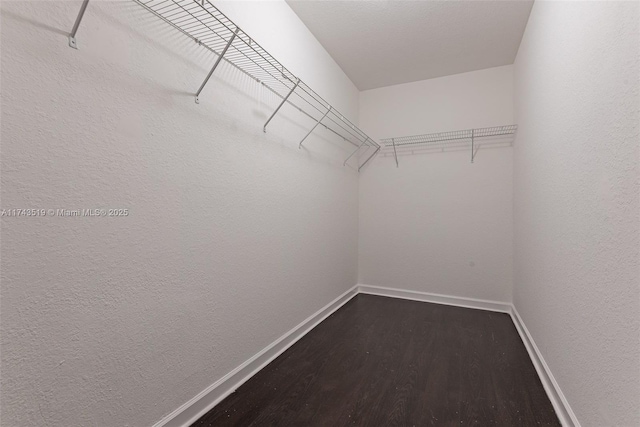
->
[[68, 0, 90, 49], [471, 129, 475, 163], [299, 106, 331, 149], [358, 146, 380, 172], [195, 28, 239, 104], [391, 137, 398, 167], [263, 78, 300, 133], [343, 137, 367, 166]]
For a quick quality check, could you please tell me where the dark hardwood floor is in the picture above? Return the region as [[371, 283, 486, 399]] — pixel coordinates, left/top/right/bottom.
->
[[193, 294, 560, 426]]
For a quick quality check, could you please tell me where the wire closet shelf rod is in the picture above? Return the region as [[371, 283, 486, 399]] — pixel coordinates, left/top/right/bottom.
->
[[90, 0, 381, 170], [380, 125, 517, 166]]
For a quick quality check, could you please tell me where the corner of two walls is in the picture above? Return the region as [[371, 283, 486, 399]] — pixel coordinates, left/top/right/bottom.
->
[[0, 1, 360, 426], [357, 65, 516, 304]]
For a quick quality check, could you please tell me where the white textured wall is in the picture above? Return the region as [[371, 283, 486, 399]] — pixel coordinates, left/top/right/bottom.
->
[[0, 1, 360, 426], [358, 66, 514, 302], [513, 2, 640, 426]]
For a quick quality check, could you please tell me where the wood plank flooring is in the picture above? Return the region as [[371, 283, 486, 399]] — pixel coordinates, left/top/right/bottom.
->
[[193, 294, 560, 426]]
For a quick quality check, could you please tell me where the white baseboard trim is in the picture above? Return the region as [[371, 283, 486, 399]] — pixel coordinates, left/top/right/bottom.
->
[[153, 285, 359, 427], [509, 305, 580, 427], [357, 284, 512, 313], [154, 284, 579, 427]]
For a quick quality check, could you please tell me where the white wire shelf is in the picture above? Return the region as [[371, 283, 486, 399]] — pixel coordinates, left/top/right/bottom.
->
[[66, 0, 380, 171], [380, 125, 517, 166]]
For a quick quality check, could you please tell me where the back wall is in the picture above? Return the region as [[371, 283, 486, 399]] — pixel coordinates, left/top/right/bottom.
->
[[358, 65, 514, 303]]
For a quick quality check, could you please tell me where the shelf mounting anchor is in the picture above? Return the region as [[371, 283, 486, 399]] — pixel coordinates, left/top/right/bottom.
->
[[299, 106, 331, 149], [68, 0, 90, 49], [195, 28, 239, 104], [263, 78, 300, 133]]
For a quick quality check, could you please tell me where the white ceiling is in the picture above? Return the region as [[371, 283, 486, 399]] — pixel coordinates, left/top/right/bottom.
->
[[286, 0, 534, 90]]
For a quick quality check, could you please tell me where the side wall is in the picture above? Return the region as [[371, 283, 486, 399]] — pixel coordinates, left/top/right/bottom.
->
[[513, 2, 640, 426], [0, 1, 360, 426], [358, 66, 514, 303]]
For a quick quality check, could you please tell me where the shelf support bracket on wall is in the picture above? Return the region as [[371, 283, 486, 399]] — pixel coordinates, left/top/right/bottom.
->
[[471, 129, 475, 163], [195, 28, 239, 104], [358, 146, 380, 172], [263, 78, 300, 133], [391, 137, 399, 167], [68, 0, 90, 49], [299, 106, 331, 149], [343, 137, 367, 166]]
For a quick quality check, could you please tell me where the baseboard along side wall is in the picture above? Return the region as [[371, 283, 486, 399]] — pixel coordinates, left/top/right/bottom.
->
[[509, 305, 580, 427], [154, 285, 359, 427]]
